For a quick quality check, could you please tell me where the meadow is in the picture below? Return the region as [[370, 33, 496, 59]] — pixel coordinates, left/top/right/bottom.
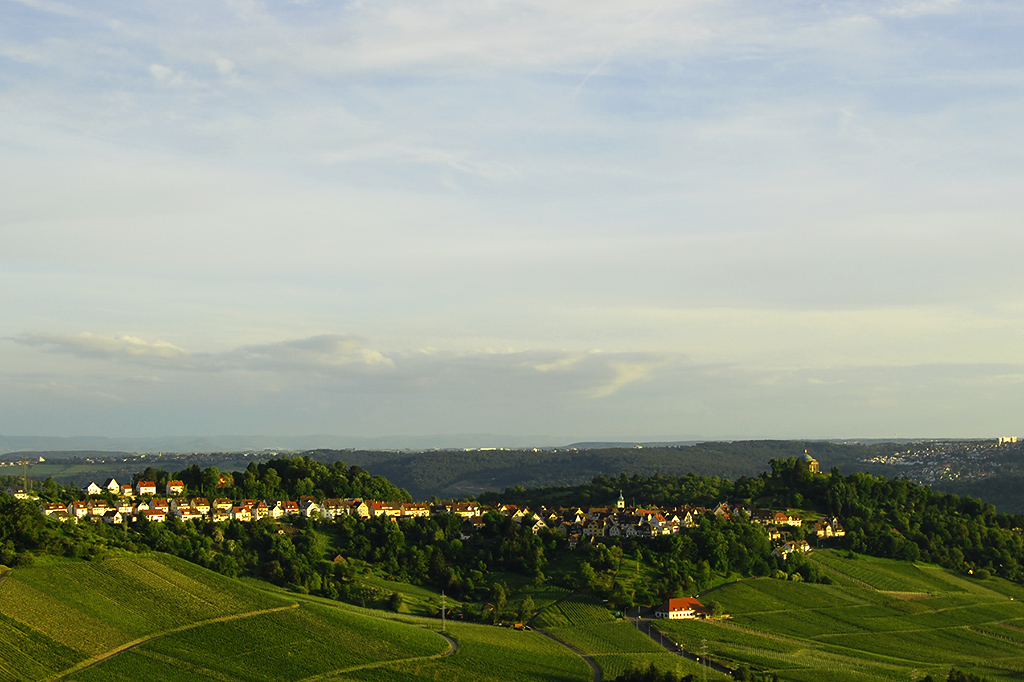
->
[[0, 553, 596, 682], [8, 547, 1024, 682], [0, 552, 290, 681], [64, 602, 452, 682], [529, 595, 731, 680], [657, 550, 1024, 682], [330, 621, 592, 682]]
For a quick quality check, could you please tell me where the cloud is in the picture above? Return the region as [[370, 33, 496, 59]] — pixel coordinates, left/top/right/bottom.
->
[[14, 332, 189, 362], [229, 335, 395, 373], [149, 63, 199, 87], [11, 332, 394, 375], [320, 142, 517, 180], [591, 361, 663, 398], [5, 0, 80, 18], [880, 0, 961, 18], [11, 331, 677, 399], [533, 353, 590, 372], [214, 57, 236, 76]]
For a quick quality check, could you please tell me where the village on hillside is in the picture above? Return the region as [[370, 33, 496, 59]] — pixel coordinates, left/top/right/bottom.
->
[[8, 473, 846, 570]]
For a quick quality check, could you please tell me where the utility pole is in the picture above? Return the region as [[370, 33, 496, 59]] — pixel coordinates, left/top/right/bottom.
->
[[16, 459, 31, 493], [701, 638, 708, 682], [441, 591, 446, 633]]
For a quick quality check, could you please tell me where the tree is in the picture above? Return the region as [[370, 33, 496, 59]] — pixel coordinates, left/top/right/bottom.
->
[[201, 467, 220, 496], [492, 583, 507, 615], [518, 595, 535, 621]]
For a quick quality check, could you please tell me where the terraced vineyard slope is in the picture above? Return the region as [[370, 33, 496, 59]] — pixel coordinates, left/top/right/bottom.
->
[[535, 595, 729, 681], [0, 553, 593, 682], [0, 552, 290, 681], [656, 551, 1024, 682]]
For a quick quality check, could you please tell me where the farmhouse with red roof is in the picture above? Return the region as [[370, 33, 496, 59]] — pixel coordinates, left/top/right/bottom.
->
[[655, 597, 708, 620]]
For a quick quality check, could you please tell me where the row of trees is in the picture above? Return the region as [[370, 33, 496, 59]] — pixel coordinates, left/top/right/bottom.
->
[[122, 457, 411, 502]]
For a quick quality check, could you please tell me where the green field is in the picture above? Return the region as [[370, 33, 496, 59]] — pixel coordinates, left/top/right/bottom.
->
[[657, 551, 1024, 682], [330, 621, 592, 682], [0, 552, 290, 681], [530, 594, 731, 680], [9, 549, 1024, 682], [356, 573, 463, 616], [64, 602, 451, 682], [0, 554, 595, 682]]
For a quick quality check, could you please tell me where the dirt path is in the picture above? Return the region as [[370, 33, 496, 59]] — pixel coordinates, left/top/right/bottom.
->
[[48, 604, 300, 681], [526, 589, 600, 682], [534, 628, 601, 682], [294, 628, 460, 682]]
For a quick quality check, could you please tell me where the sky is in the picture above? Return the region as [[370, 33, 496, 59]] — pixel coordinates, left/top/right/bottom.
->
[[2, 0, 1023, 444]]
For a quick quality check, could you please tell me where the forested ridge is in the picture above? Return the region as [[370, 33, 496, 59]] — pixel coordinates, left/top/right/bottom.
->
[[486, 458, 1024, 582], [3, 456, 1023, 620]]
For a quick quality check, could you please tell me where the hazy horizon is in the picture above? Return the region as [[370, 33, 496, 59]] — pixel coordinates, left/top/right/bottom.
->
[[3, 1, 1023, 440]]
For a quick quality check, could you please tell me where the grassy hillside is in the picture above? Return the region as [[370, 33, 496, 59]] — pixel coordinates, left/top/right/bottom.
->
[[655, 550, 1024, 682], [9, 547, 1024, 682], [531, 594, 731, 681], [63, 602, 450, 682], [0, 553, 594, 682], [0, 552, 289, 681]]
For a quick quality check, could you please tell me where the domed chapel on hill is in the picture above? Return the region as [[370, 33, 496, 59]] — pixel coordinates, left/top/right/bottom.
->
[[799, 451, 820, 474]]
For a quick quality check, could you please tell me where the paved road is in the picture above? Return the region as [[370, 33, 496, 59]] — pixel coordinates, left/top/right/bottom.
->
[[626, 611, 734, 677], [438, 630, 460, 657]]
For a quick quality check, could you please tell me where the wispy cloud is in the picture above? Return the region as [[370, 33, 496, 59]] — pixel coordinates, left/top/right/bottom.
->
[[15, 332, 189, 362], [11, 332, 394, 374], [11, 331, 676, 398], [591, 360, 664, 398]]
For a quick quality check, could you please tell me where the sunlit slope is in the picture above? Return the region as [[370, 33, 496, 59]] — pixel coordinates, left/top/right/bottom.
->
[[0, 553, 289, 681], [64, 602, 450, 682], [327, 621, 592, 682], [657, 551, 1024, 682], [0, 554, 457, 682], [0, 554, 591, 682]]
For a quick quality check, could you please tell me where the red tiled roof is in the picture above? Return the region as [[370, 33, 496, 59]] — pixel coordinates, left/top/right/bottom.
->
[[664, 598, 704, 612]]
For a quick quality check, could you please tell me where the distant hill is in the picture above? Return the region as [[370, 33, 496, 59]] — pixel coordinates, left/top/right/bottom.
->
[[336, 440, 895, 500], [0, 433, 573, 456]]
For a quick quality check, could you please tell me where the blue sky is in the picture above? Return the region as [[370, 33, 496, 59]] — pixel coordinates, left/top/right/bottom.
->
[[2, 0, 1023, 443]]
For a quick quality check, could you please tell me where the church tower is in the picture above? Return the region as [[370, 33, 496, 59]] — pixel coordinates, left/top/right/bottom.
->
[[616, 491, 626, 510]]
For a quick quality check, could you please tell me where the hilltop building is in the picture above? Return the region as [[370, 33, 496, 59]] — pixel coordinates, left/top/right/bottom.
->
[[799, 451, 820, 474]]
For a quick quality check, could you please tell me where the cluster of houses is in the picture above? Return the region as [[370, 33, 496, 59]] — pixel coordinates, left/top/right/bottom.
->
[[26, 481, 846, 561]]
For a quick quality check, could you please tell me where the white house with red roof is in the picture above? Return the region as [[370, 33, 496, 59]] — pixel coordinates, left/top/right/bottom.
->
[[655, 597, 707, 620], [67, 501, 90, 519], [135, 481, 157, 496], [141, 509, 166, 523], [166, 480, 185, 496]]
